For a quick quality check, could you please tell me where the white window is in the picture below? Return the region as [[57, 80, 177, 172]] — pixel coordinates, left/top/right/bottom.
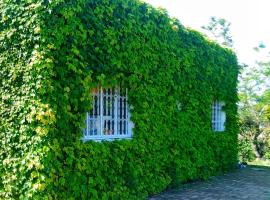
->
[[211, 101, 226, 132], [84, 87, 133, 141]]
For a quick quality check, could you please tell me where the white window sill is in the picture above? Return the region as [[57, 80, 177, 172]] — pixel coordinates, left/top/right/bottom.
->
[[83, 134, 132, 142]]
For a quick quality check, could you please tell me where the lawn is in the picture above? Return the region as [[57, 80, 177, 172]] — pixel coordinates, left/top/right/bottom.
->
[[249, 159, 270, 167]]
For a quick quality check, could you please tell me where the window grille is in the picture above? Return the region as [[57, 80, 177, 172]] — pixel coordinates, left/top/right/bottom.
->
[[211, 101, 226, 132], [84, 87, 133, 141]]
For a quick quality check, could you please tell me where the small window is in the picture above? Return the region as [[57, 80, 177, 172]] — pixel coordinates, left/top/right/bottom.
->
[[84, 87, 133, 141], [211, 101, 226, 132]]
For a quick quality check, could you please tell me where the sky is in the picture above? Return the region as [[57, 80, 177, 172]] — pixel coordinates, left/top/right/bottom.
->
[[143, 0, 270, 66]]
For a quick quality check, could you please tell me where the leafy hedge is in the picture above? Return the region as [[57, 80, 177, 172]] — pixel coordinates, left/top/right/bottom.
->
[[0, 0, 239, 199]]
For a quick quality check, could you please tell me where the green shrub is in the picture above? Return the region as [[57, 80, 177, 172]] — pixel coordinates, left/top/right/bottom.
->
[[0, 0, 239, 199], [238, 139, 256, 162]]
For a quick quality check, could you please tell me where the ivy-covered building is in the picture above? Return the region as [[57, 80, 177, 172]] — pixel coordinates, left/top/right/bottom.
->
[[0, 0, 239, 199]]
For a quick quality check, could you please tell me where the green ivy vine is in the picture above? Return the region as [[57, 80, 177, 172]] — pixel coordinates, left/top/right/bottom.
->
[[0, 0, 239, 199]]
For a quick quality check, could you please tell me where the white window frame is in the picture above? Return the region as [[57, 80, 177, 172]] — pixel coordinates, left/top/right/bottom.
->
[[211, 101, 226, 132], [83, 87, 133, 141]]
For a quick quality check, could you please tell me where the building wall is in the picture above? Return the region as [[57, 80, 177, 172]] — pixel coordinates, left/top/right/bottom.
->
[[0, 0, 239, 199]]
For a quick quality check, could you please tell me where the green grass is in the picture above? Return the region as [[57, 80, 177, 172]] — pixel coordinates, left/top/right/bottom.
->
[[248, 159, 270, 167]]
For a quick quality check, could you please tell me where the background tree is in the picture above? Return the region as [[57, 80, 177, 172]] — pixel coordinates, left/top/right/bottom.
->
[[201, 16, 233, 48], [238, 44, 270, 161]]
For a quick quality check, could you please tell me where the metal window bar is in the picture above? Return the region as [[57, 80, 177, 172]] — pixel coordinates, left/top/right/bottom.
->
[[84, 86, 132, 140], [125, 88, 128, 135], [100, 88, 103, 136], [218, 102, 221, 130], [216, 101, 218, 131], [102, 88, 115, 135], [118, 90, 122, 135], [212, 101, 225, 131], [212, 102, 216, 130], [117, 87, 128, 135], [114, 87, 118, 136]]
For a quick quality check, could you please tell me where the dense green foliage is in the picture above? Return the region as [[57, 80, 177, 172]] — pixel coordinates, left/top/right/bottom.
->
[[0, 0, 239, 199], [238, 90, 270, 161], [238, 60, 270, 161]]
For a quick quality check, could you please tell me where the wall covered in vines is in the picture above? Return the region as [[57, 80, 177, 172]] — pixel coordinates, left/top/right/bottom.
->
[[0, 0, 239, 199]]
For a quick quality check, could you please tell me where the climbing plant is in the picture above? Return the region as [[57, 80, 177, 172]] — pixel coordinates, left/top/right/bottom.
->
[[0, 0, 239, 199]]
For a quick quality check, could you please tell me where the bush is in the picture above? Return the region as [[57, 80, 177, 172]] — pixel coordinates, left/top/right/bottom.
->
[[238, 139, 256, 162]]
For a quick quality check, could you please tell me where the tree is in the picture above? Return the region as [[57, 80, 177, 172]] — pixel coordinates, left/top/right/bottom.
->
[[202, 16, 233, 48], [238, 88, 270, 160], [238, 43, 270, 161]]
